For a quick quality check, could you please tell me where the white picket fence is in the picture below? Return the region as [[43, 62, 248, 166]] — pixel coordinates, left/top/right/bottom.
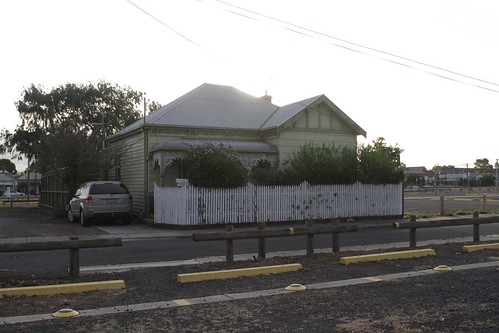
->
[[154, 182, 403, 226]]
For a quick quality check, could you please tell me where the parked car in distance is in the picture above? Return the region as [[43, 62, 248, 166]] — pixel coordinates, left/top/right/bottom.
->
[[66, 181, 133, 226], [6, 191, 26, 197]]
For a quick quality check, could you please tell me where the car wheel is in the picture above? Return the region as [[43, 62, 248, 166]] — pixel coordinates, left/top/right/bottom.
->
[[67, 209, 75, 223], [80, 210, 90, 227]]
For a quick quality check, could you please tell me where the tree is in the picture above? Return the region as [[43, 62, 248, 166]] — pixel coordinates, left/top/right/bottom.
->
[[474, 158, 493, 173], [358, 138, 405, 184], [286, 143, 358, 185], [183, 143, 248, 188], [0, 81, 153, 194], [0, 159, 17, 174]]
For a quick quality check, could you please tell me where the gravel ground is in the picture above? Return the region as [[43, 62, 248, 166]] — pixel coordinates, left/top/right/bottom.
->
[[1, 243, 498, 332]]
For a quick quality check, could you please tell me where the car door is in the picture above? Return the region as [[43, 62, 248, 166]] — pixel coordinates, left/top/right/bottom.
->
[[70, 187, 83, 214]]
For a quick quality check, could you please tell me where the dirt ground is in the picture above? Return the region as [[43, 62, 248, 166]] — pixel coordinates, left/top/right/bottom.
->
[[1, 242, 498, 333]]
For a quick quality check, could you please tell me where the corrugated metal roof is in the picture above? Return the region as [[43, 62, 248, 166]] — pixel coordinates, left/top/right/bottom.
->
[[261, 95, 323, 129], [112, 83, 366, 139], [115, 84, 278, 137]]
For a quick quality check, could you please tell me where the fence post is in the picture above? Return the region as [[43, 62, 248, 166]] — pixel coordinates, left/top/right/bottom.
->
[[482, 195, 486, 212], [69, 236, 80, 278], [332, 218, 340, 252], [257, 222, 266, 259], [440, 196, 445, 216], [472, 211, 480, 243], [305, 220, 314, 257], [225, 224, 234, 263], [409, 215, 417, 248]]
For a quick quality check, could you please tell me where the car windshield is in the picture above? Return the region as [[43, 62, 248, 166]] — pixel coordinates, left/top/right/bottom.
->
[[89, 183, 129, 195]]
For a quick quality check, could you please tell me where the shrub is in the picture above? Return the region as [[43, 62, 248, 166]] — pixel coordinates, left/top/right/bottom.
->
[[286, 143, 358, 185], [183, 143, 248, 188]]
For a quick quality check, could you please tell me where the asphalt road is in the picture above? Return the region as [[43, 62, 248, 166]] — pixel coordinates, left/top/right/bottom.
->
[[1, 199, 499, 278]]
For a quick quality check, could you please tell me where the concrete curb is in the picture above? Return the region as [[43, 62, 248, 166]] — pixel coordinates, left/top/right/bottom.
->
[[462, 242, 499, 253], [177, 263, 303, 283], [0, 280, 125, 298], [339, 248, 436, 265]]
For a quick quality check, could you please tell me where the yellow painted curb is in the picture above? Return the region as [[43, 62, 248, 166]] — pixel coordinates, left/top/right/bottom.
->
[[177, 263, 303, 283], [0, 280, 125, 298], [340, 249, 436, 265], [462, 243, 499, 253]]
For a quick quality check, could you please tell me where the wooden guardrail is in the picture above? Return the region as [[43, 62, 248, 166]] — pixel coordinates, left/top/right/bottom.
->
[[393, 212, 499, 247], [1, 197, 39, 207], [193, 220, 359, 263], [0, 236, 122, 277]]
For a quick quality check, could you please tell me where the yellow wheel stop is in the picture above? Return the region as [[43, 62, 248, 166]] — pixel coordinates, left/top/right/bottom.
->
[[52, 308, 80, 318], [433, 265, 453, 271], [285, 283, 307, 291]]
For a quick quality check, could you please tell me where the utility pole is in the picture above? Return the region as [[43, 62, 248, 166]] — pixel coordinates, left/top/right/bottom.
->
[[495, 159, 498, 190], [143, 95, 149, 216]]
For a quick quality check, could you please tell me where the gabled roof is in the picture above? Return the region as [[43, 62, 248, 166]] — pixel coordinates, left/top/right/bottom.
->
[[262, 94, 366, 136], [111, 83, 366, 139], [405, 167, 427, 175]]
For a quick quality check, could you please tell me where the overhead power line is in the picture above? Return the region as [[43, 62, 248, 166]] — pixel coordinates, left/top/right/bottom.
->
[[203, 0, 499, 93], [125, 0, 216, 57]]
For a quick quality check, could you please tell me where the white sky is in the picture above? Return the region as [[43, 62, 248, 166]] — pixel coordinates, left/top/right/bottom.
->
[[1, 0, 499, 172]]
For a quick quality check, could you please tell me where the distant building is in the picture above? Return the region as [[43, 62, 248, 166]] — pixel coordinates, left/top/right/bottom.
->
[[17, 172, 42, 195], [405, 166, 433, 186], [0, 171, 15, 195]]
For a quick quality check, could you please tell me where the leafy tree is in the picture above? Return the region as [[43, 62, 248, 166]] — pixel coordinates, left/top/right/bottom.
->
[[0, 81, 153, 194], [474, 158, 493, 173], [148, 100, 163, 112], [432, 165, 455, 175], [286, 143, 358, 185], [183, 143, 248, 188], [0, 159, 17, 174], [358, 138, 405, 184]]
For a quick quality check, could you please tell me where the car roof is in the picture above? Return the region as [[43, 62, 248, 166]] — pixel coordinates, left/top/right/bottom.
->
[[82, 181, 123, 185]]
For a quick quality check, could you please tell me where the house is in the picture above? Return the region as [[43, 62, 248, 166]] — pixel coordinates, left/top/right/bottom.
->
[[0, 171, 15, 196], [437, 167, 475, 186], [107, 83, 366, 216], [17, 172, 42, 195], [404, 166, 434, 186]]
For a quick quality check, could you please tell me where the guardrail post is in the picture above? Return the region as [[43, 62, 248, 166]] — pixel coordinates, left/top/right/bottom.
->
[[225, 224, 234, 263], [440, 196, 445, 216], [305, 220, 314, 257], [409, 215, 417, 248], [257, 222, 266, 259], [482, 195, 486, 213], [472, 211, 480, 242], [332, 218, 340, 252], [69, 236, 80, 278]]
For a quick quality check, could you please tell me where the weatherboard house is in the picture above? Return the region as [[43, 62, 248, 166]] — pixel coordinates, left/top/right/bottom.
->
[[107, 83, 366, 216]]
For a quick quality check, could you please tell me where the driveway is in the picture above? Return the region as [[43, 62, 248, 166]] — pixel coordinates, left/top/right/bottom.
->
[[0, 207, 189, 240]]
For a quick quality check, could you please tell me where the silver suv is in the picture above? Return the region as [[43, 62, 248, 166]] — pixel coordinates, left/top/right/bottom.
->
[[66, 181, 133, 226]]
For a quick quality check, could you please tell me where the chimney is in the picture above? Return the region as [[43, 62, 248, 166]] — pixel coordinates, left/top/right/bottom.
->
[[260, 90, 272, 103]]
